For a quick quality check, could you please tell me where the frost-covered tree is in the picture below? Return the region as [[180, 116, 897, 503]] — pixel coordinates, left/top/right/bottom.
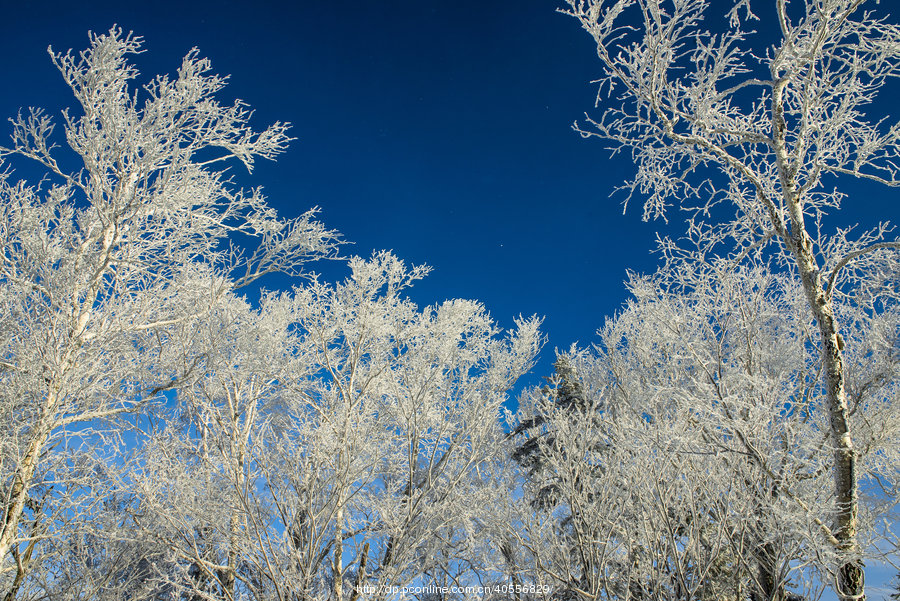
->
[[269, 253, 541, 601], [0, 27, 338, 589], [513, 257, 899, 600], [512, 351, 756, 601], [122, 292, 299, 601], [562, 1, 900, 598], [129, 253, 542, 601]]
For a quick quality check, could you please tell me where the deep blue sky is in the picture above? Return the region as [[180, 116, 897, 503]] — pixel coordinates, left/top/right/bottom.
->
[[0, 0, 893, 389]]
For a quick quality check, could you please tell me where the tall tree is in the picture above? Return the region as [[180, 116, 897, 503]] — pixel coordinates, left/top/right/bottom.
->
[[0, 27, 338, 585], [561, 1, 900, 598]]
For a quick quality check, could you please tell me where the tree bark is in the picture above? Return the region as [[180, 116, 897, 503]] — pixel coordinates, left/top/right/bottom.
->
[[792, 235, 863, 601], [773, 77, 864, 601], [0, 413, 51, 563], [333, 504, 343, 601]]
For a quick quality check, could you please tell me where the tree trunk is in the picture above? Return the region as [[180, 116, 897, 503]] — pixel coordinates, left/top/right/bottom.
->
[[0, 418, 51, 563], [789, 212, 863, 601], [223, 509, 238, 600], [333, 504, 343, 601], [773, 77, 864, 601]]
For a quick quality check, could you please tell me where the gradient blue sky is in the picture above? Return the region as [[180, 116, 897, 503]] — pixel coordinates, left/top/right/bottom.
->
[[0, 0, 895, 391], [0, 0, 674, 384]]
